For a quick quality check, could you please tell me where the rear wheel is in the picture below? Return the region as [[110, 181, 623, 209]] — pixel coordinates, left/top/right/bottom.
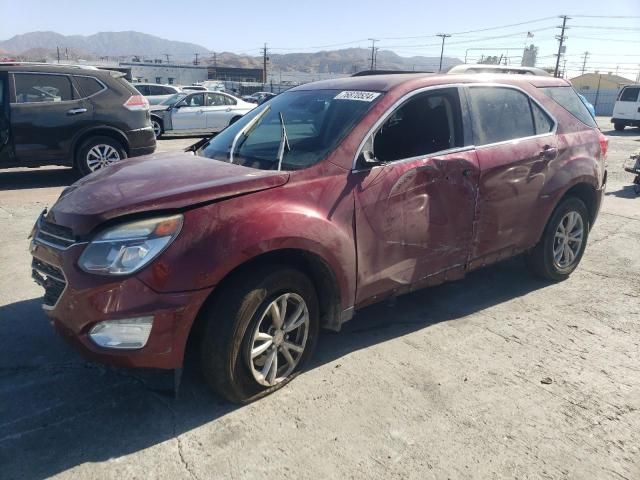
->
[[614, 123, 625, 131], [76, 136, 126, 176], [229, 115, 242, 126], [200, 268, 319, 404], [526, 197, 590, 281]]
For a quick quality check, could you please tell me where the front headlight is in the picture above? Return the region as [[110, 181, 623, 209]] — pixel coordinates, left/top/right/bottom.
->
[[78, 214, 183, 275]]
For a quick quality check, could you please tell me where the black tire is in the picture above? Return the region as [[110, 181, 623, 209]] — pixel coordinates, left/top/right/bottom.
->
[[200, 267, 319, 404], [526, 197, 590, 281], [614, 123, 625, 131], [151, 117, 163, 139], [229, 115, 242, 126], [76, 136, 126, 176]]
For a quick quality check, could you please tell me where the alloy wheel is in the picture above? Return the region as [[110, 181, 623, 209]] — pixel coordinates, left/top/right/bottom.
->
[[152, 120, 162, 138], [247, 293, 310, 387], [553, 211, 584, 269], [86, 144, 121, 171]]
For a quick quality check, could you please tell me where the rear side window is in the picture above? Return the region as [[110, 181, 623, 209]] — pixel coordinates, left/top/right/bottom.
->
[[619, 87, 639, 102], [74, 76, 104, 97], [467, 87, 535, 145], [223, 95, 236, 106], [13, 73, 75, 103], [541, 86, 598, 128], [134, 84, 149, 95], [532, 102, 554, 134], [207, 93, 226, 106]]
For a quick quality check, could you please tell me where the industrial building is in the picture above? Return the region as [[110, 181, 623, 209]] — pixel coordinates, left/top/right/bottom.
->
[[570, 72, 635, 116]]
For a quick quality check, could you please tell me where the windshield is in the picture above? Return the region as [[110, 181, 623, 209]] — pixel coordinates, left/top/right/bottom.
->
[[160, 93, 187, 106], [197, 89, 382, 171]]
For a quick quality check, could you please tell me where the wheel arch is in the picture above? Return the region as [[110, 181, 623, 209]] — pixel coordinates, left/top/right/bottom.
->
[[72, 126, 130, 166], [185, 247, 344, 363]]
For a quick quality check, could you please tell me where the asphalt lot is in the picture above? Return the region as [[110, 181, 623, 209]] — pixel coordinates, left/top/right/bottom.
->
[[0, 121, 639, 480]]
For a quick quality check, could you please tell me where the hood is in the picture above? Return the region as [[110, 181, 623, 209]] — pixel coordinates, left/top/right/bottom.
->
[[47, 153, 289, 235]]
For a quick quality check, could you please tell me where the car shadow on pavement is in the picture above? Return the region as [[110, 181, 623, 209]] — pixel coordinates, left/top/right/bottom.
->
[[0, 258, 548, 480], [0, 168, 77, 191], [600, 127, 640, 137], [605, 185, 639, 199]]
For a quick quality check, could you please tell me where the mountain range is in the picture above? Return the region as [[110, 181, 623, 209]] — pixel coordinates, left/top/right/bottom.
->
[[0, 31, 461, 73]]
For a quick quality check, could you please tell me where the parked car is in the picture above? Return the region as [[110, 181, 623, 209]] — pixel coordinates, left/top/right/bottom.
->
[[611, 84, 640, 131], [0, 63, 155, 175], [242, 91, 274, 104], [181, 85, 208, 92], [149, 91, 254, 138], [258, 92, 278, 104], [133, 83, 182, 105], [30, 73, 607, 403]]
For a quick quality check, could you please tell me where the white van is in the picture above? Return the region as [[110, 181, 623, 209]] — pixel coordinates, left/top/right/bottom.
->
[[612, 85, 640, 131]]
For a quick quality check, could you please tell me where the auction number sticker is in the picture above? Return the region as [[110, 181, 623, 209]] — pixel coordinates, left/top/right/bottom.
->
[[334, 91, 381, 102]]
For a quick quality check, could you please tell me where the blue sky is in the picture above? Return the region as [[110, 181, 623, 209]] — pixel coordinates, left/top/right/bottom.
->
[[1, 0, 639, 79]]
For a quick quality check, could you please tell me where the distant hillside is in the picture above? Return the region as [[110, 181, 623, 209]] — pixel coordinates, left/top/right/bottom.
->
[[1, 31, 461, 73], [0, 31, 210, 58]]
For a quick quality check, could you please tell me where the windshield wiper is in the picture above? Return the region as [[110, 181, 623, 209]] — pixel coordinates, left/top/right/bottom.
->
[[276, 112, 290, 172], [229, 105, 271, 164]]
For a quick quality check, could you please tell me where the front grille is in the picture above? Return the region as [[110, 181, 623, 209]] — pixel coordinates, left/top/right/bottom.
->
[[35, 220, 76, 249], [32, 258, 67, 308]]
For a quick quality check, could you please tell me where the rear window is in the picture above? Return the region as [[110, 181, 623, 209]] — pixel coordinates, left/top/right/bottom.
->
[[540, 86, 597, 128], [619, 87, 639, 102], [74, 76, 104, 97]]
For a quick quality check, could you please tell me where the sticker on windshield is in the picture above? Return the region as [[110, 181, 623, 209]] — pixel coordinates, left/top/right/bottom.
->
[[334, 91, 381, 102]]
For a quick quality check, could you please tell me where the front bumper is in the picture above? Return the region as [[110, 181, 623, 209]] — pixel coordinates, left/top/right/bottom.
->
[[30, 238, 211, 370]]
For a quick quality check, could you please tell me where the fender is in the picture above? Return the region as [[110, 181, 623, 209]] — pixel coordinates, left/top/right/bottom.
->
[[136, 188, 357, 314], [70, 125, 130, 158], [528, 150, 600, 248]]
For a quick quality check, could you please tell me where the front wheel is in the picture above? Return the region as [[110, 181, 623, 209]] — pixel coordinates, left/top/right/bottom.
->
[[151, 117, 163, 139], [200, 268, 319, 404], [526, 197, 590, 281]]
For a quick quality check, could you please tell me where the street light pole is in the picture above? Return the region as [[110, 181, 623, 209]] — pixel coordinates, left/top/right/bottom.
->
[[437, 34, 451, 72]]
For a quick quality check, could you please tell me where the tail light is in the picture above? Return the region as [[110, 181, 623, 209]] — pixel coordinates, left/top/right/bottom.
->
[[123, 95, 149, 111], [598, 131, 609, 160]]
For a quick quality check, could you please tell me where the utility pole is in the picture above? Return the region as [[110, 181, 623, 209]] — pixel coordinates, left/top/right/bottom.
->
[[562, 59, 568, 78], [437, 34, 451, 72], [164, 53, 171, 63], [56, 46, 60, 64], [368, 39, 379, 70], [262, 43, 269, 84], [581, 51, 589, 75], [554, 15, 569, 78], [194, 53, 199, 65]]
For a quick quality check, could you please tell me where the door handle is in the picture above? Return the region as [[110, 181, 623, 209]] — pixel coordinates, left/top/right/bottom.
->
[[226, 107, 232, 112], [67, 108, 87, 115], [539, 146, 558, 160]]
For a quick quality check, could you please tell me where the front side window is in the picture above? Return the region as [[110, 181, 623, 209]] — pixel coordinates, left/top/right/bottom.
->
[[183, 93, 205, 107], [13, 73, 75, 103], [198, 89, 381, 171], [370, 88, 463, 163], [619, 87, 639, 102], [541, 86, 598, 128], [468, 87, 536, 145]]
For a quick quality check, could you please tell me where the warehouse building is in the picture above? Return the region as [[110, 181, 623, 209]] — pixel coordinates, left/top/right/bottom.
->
[[570, 72, 635, 116]]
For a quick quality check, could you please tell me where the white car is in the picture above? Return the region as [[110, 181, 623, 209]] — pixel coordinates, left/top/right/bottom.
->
[[133, 83, 182, 105], [149, 91, 255, 138], [612, 85, 640, 131]]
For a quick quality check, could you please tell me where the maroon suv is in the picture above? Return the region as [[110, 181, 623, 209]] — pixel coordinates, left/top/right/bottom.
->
[[30, 73, 607, 403]]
